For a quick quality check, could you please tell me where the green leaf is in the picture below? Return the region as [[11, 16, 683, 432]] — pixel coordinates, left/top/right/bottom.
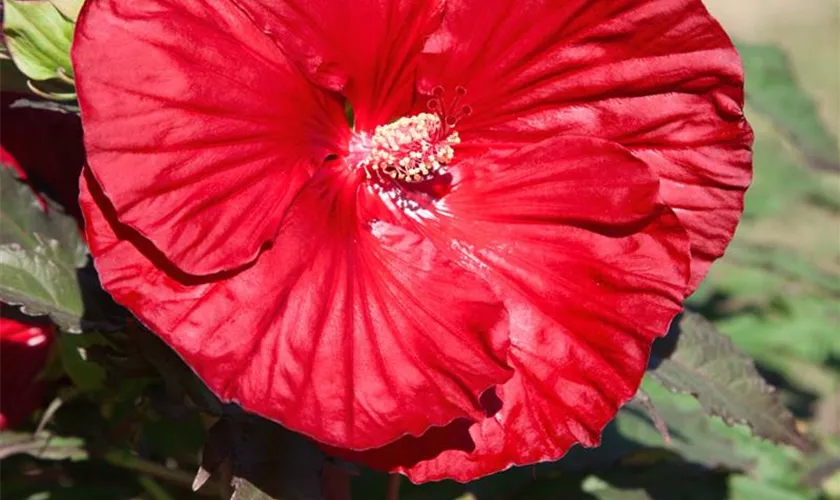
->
[[5, 94, 81, 115], [0, 430, 88, 461], [0, 167, 87, 331], [142, 413, 206, 463], [738, 42, 839, 171], [558, 397, 752, 474], [730, 475, 812, 500], [231, 479, 276, 500], [556, 401, 754, 480], [726, 244, 840, 297], [648, 311, 813, 452], [584, 486, 650, 500], [50, 0, 84, 21], [803, 458, 840, 490], [714, 292, 840, 365], [58, 332, 107, 392], [2, 0, 75, 82], [643, 386, 813, 500], [741, 136, 835, 219], [814, 389, 840, 438], [581, 463, 730, 500], [618, 400, 754, 471]]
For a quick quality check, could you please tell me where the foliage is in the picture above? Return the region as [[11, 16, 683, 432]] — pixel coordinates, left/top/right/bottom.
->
[[648, 312, 812, 452], [2, 0, 75, 81], [0, 166, 87, 332], [738, 42, 839, 172], [2, 0, 77, 100]]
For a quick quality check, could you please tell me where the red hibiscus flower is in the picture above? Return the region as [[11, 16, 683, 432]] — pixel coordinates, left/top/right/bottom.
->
[[72, 0, 752, 482], [0, 309, 54, 430]]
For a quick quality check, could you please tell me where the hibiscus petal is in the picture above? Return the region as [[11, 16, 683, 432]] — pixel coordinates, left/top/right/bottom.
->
[[0, 309, 53, 430], [345, 136, 691, 482], [237, 0, 444, 130], [73, 0, 348, 275], [80, 165, 512, 449], [419, 0, 751, 289]]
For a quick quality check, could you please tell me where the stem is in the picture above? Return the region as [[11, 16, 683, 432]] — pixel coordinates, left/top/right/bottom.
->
[[386, 474, 401, 500], [36, 387, 82, 435], [322, 461, 352, 500], [26, 80, 76, 101], [103, 450, 220, 496], [632, 389, 671, 445], [56, 67, 75, 85], [137, 475, 176, 500]]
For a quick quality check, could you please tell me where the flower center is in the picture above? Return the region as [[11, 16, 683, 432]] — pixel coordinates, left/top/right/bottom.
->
[[353, 86, 471, 184], [358, 113, 460, 182]]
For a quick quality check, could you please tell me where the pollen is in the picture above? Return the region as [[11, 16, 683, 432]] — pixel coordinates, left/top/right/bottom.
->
[[358, 113, 460, 183]]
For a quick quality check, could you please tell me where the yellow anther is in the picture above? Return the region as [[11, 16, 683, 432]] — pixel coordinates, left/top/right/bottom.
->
[[357, 113, 457, 183]]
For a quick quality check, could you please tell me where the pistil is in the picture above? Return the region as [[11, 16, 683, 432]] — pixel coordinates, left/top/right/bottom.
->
[[357, 113, 460, 182]]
